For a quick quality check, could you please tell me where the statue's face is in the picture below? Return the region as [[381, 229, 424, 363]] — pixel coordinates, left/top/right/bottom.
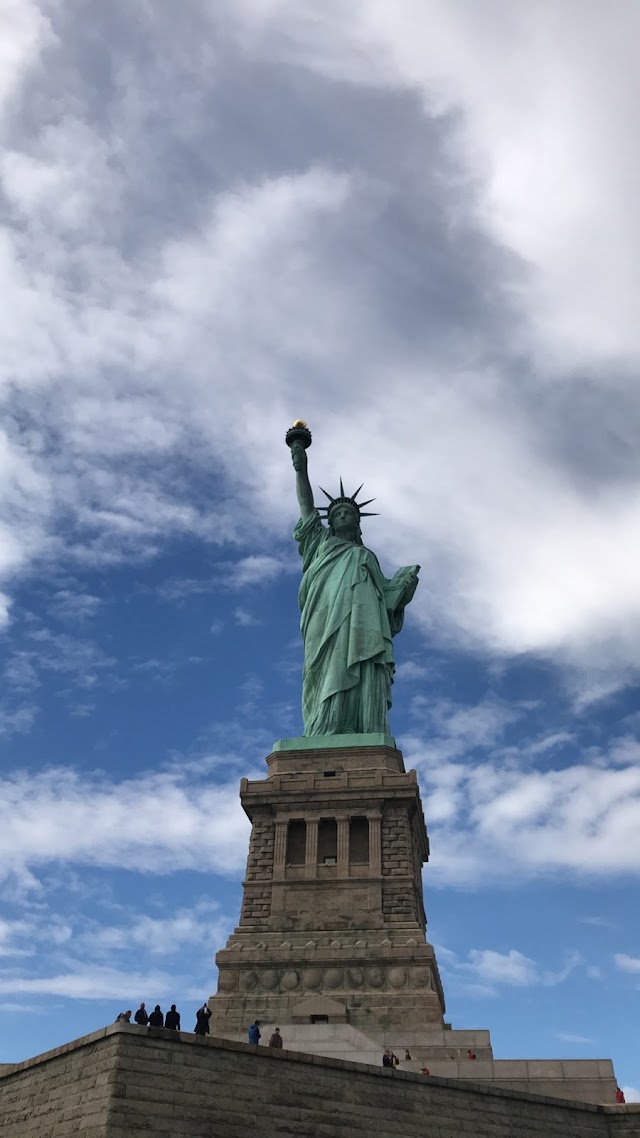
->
[[330, 503, 359, 539]]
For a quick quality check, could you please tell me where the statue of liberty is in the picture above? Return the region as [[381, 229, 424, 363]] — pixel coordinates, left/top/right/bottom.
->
[[287, 422, 420, 737]]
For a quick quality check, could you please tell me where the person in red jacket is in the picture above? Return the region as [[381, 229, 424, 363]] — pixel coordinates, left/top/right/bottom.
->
[[616, 1087, 626, 1104]]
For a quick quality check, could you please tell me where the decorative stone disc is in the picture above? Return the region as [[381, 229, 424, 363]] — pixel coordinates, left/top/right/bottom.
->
[[324, 968, 343, 988], [282, 970, 300, 990], [410, 968, 430, 988], [241, 971, 258, 991], [366, 967, 385, 988], [302, 968, 322, 989], [259, 970, 279, 991], [347, 967, 364, 988], [388, 967, 407, 988], [217, 971, 238, 992]]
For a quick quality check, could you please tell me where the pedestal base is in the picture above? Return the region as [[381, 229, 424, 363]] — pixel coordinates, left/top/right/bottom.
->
[[211, 740, 445, 1036]]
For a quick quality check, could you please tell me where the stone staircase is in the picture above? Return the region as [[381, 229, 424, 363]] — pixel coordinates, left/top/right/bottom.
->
[[224, 1021, 617, 1105]]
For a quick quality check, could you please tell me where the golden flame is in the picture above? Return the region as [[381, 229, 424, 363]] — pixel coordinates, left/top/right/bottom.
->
[[292, 419, 308, 428]]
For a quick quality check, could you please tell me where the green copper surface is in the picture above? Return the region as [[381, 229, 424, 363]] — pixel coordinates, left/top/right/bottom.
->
[[272, 733, 397, 753], [288, 428, 420, 737]]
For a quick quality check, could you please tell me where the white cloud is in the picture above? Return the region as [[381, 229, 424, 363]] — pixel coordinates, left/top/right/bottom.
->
[[79, 901, 231, 958], [0, 965, 178, 1001], [0, 592, 10, 631], [49, 590, 102, 622], [528, 732, 575, 757], [156, 578, 214, 603], [614, 954, 640, 975], [408, 698, 518, 761], [0, 764, 250, 884], [205, 0, 640, 684], [221, 554, 297, 588], [0, 915, 71, 958], [228, 0, 640, 370], [8, 720, 637, 893], [2, 630, 116, 698], [464, 948, 538, 988], [442, 945, 582, 997], [233, 607, 261, 627], [402, 718, 640, 886], [0, 702, 37, 738], [0, 897, 234, 1012], [0, 0, 53, 115], [622, 1085, 640, 1103], [556, 1032, 594, 1045], [0, 0, 638, 700], [0, 1002, 42, 1013], [0, 152, 357, 616]]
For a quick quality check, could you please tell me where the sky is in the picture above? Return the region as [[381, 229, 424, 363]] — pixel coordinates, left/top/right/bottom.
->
[[0, 0, 639, 1099]]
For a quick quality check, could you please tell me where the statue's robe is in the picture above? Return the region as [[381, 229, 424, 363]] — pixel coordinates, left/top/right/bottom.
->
[[294, 510, 417, 736]]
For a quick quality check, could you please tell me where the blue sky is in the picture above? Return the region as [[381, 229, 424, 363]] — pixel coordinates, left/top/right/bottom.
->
[[1, 0, 639, 1099]]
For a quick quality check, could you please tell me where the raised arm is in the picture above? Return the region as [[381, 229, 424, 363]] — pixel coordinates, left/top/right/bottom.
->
[[290, 441, 315, 519]]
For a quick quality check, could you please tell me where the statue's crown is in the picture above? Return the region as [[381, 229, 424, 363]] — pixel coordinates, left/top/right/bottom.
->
[[318, 478, 378, 520]]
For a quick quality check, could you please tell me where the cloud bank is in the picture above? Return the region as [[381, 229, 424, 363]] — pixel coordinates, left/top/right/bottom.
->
[[1, 720, 639, 890], [0, 0, 638, 692], [0, 765, 250, 886]]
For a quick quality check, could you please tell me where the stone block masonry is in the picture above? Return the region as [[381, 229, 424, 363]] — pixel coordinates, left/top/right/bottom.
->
[[0, 1028, 121, 1137], [1, 1023, 638, 1138], [213, 742, 448, 1033]]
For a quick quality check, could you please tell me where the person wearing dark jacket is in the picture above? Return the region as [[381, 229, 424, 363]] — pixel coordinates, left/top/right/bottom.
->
[[148, 1005, 164, 1028], [268, 1028, 283, 1048], [194, 1004, 212, 1035], [134, 1003, 148, 1026], [165, 1004, 180, 1031]]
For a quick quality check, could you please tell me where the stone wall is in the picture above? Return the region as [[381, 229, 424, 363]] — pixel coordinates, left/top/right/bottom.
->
[[239, 810, 274, 924], [612, 1116, 640, 1136], [381, 804, 424, 927], [381, 804, 411, 876], [0, 1028, 119, 1136], [1, 1024, 638, 1138]]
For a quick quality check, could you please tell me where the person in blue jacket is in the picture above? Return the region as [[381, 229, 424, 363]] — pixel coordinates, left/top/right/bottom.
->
[[248, 1020, 261, 1045]]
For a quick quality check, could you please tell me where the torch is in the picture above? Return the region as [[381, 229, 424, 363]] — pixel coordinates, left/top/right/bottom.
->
[[285, 419, 312, 451]]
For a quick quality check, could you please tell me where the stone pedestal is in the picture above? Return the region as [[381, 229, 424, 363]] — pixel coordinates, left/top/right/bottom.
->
[[210, 738, 445, 1035]]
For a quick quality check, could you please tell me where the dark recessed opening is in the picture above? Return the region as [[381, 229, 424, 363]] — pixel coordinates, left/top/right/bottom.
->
[[317, 818, 337, 864], [286, 819, 306, 865], [323, 770, 336, 778], [310, 1015, 329, 1024], [349, 816, 370, 864]]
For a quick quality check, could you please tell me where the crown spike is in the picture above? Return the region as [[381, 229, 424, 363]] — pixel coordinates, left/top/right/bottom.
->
[[357, 497, 376, 508], [351, 483, 365, 502], [339, 476, 345, 497], [359, 511, 379, 517], [318, 486, 336, 503]]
